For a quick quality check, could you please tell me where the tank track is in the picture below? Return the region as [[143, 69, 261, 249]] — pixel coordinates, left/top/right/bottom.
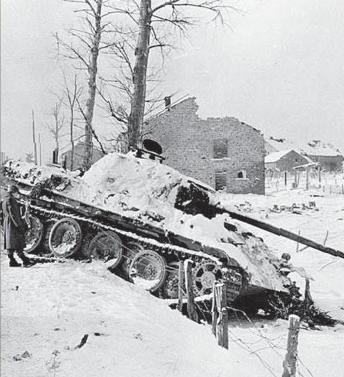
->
[[28, 203, 243, 303]]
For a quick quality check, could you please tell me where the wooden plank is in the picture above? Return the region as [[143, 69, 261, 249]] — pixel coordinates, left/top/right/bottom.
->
[[214, 283, 228, 349], [282, 315, 300, 377], [177, 261, 184, 312], [184, 260, 198, 322], [211, 281, 218, 336]]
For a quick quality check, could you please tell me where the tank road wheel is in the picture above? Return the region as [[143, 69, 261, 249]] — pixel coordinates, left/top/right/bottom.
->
[[162, 262, 182, 299], [129, 250, 167, 292], [49, 217, 82, 258], [192, 261, 223, 296], [87, 231, 123, 269], [121, 241, 145, 276], [24, 215, 44, 254]]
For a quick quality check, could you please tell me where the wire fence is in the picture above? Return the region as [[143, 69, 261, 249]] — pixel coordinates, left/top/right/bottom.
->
[[266, 171, 344, 195], [225, 307, 315, 377]]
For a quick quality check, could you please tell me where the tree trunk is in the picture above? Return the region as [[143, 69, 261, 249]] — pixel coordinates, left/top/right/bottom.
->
[[70, 108, 75, 170], [83, 0, 103, 170], [55, 131, 59, 152], [127, 0, 152, 149]]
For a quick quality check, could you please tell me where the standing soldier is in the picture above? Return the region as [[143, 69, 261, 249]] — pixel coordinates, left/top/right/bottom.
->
[[2, 185, 35, 267]]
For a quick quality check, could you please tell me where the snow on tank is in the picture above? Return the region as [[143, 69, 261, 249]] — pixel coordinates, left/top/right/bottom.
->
[[2, 153, 288, 294], [64, 152, 288, 293]]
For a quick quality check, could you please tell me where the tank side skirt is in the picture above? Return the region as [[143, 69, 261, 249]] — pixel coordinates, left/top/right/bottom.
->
[[29, 204, 222, 264]]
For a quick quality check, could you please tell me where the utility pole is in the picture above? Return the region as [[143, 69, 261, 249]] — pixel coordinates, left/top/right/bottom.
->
[[38, 133, 42, 165], [32, 110, 38, 164]]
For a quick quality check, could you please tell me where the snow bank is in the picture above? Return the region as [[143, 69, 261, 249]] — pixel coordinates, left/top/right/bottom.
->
[[0, 260, 274, 377], [1, 259, 343, 377]]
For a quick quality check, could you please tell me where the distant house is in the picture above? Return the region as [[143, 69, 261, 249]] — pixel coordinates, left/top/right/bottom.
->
[[265, 137, 343, 172], [265, 149, 312, 172], [302, 140, 344, 172], [146, 97, 265, 194], [60, 142, 104, 171]]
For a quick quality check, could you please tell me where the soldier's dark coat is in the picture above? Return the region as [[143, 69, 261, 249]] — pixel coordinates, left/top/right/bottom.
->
[[2, 192, 27, 250]]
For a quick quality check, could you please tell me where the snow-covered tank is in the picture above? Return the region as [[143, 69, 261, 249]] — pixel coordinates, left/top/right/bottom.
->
[[1, 152, 290, 311]]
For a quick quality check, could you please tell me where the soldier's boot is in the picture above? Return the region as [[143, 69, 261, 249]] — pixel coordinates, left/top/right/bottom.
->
[[8, 250, 21, 267], [16, 250, 36, 267]]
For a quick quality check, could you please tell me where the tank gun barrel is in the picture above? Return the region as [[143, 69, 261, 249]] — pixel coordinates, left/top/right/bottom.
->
[[174, 180, 344, 259], [219, 206, 344, 260]]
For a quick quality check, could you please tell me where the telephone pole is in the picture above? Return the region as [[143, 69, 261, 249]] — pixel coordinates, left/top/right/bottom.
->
[[32, 110, 38, 164], [38, 133, 42, 165]]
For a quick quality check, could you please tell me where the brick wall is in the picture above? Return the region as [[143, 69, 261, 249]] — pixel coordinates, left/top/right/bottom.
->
[[146, 97, 265, 194]]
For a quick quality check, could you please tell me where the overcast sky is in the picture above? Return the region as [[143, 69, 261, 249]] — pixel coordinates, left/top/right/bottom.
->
[[1, 0, 344, 162]]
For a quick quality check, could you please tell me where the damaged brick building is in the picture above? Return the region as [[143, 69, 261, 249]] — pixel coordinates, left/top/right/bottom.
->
[[146, 97, 265, 194]]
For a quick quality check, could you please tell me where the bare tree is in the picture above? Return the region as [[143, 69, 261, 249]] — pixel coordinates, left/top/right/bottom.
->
[[129, 0, 230, 148], [57, 0, 118, 170], [47, 98, 66, 153], [64, 74, 83, 170], [60, 0, 234, 155], [97, 0, 233, 149]]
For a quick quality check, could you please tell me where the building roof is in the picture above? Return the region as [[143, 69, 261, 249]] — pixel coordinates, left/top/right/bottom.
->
[[300, 141, 343, 157], [264, 149, 293, 163], [265, 136, 343, 157]]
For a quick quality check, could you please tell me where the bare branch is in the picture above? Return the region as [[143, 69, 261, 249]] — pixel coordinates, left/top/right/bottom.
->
[[151, 0, 181, 15], [76, 98, 107, 154]]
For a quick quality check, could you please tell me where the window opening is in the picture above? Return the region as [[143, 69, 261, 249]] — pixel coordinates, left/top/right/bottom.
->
[[237, 170, 247, 179], [215, 170, 227, 191], [213, 139, 228, 159]]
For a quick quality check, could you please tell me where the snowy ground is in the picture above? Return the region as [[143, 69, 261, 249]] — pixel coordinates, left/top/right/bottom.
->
[[1, 189, 344, 377], [219, 189, 344, 321]]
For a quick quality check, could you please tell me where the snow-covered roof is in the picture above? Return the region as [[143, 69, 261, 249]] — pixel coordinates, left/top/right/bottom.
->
[[265, 149, 293, 163], [300, 142, 343, 157], [265, 137, 297, 153], [265, 137, 343, 158]]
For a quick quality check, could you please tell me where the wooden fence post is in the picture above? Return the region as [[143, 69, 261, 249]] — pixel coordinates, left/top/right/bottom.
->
[[212, 282, 228, 349], [282, 315, 300, 377], [211, 281, 218, 336], [184, 260, 198, 322], [177, 261, 184, 312], [303, 278, 313, 313], [306, 167, 310, 190], [218, 308, 229, 349]]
